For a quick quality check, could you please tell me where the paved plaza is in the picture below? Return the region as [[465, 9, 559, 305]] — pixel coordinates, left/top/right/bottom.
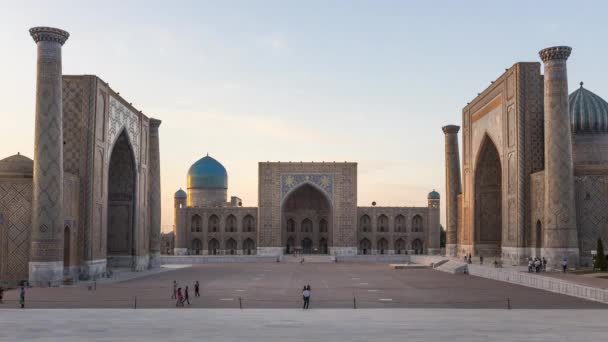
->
[[1, 263, 606, 309], [1, 309, 608, 342]]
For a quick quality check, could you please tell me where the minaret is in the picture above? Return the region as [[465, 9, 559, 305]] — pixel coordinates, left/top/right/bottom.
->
[[539, 46, 580, 268], [148, 119, 162, 268], [28, 27, 69, 286], [173, 189, 188, 255], [427, 190, 441, 255], [442, 125, 461, 257]]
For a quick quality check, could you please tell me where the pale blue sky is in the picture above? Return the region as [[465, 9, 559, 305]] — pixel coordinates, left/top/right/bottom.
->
[[1, 1, 606, 231]]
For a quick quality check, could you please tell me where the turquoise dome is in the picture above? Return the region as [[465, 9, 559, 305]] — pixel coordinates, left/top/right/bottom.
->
[[569, 82, 608, 133], [174, 188, 187, 199], [187, 155, 228, 189], [428, 190, 440, 200]]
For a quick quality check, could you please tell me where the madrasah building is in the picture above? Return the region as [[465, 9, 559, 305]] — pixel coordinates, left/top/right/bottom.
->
[[443, 46, 608, 268], [172, 156, 441, 257]]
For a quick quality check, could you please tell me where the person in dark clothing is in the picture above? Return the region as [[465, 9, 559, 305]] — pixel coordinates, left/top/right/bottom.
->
[[184, 286, 191, 305], [302, 286, 311, 309], [480, 255, 484, 265], [542, 257, 547, 272], [0, 287, 4, 304], [194, 281, 200, 297], [19, 286, 25, 309], [172, 280, 177, 299]]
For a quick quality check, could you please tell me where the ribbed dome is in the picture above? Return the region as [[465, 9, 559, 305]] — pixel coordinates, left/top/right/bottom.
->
[[174, 188, 187, 199], [428, 190, 440, 200], [0, 153, 33, 176], [187, 155, 228, 189], [569, 82, 608, 133]]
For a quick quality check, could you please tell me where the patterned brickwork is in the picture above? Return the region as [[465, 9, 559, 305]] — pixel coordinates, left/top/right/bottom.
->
[[30, 37, 65, 264], [62, 78, 85, 175], [574, 176, 608, 258], [443, 126, 461, 248], [258, 163, 357, 249], [148, 119, 161, 255], [0, 181, 32, 282], [541, 54, 580, 251]]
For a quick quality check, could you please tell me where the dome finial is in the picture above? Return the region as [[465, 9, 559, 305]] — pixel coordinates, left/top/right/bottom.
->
[[580, 81, 584, 88], [207, 152, 209, 157]]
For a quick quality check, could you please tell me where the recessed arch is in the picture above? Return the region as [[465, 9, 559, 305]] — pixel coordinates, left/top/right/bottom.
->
[[106, 130, 137, 269], [281, 183, 332, 254], [474, 134, 502, 256]]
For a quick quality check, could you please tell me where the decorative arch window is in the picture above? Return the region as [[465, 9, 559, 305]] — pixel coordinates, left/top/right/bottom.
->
[[395, 238, 406, 254], [359, 238, 372, 255], [412, 215, 423, 232], [301, 218, 312, 233], [226, 214, 237, 233], [286, 218, 295, 233], [377, 215, 389, 232], [243, 238, 255, 255], [377, 238, 388, 254], [191, 239, 202, 255], [395, 215, 406, 232], [243, 215, 255, 232], [319, 218, 328, 233], [208, 238, 219, 255], [360, 215, 371, 232], [226, 238, 237, 255], [191, 214, 202, 232], [209, 215, 219, 233], [412, 239, 423, 254]]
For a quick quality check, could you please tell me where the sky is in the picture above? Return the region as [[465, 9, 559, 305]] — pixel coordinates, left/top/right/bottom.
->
[[1, 1, 607, 232]]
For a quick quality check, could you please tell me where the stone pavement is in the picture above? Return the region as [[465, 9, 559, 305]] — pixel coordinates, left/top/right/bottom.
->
[[0, 263, 605, 309], [1, 309, 607, 342]]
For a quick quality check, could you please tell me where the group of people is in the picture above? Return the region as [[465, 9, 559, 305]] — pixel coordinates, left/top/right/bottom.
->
[[0, 286, 25, 308], [302, 284, 312, 309], [172, 280, 200, 307], [528, 257, 547, 273]]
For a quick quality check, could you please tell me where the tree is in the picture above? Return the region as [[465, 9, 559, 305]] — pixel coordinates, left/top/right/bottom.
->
[[594, 238, 607, 272]]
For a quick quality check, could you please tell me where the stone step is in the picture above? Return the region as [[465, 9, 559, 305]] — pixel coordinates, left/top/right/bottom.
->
[[284, 255, 336, 263], [434, 260, 468, 274]]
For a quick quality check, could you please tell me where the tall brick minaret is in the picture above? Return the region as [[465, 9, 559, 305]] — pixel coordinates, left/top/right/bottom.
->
[[539, 46, 580, 268], [28, 27, 69, 286]]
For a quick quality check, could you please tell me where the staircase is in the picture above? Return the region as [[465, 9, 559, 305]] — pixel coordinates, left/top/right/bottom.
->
[[284, 255, 336, 263]]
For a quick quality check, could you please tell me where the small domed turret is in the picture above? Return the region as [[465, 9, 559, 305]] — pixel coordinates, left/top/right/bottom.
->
[[174, 188, 187, 199], [428, 190, 440, 200]]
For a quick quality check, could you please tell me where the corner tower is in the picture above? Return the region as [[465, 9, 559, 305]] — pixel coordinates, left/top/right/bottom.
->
[[539, 46, 580, 268], [28, 27, 69, 286]]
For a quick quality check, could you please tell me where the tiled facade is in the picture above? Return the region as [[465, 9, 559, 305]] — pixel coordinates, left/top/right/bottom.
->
[[174, 162, 441, 256], [445, 46, 608, 268]]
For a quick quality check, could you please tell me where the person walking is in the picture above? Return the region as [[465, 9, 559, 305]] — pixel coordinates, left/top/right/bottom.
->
[[302, 286, 311, 310], [172, 280, 177, 299], [176, 287, 184, 307], [194, 281, 200, 297], [19, 286, 25, 309], [184, 286, 191, 306], [561, 259, 568, 273], [0, 287, 4, 304], [542, 257, 547, 272], [480, 255, 484, 265], [528, 258, 533, 273]]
